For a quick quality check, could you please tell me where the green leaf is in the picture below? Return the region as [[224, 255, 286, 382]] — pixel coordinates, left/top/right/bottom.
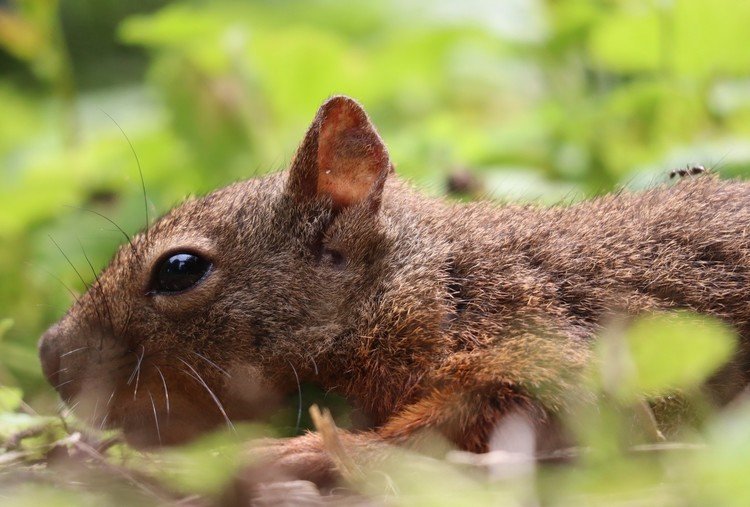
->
[[0, 319, 13, 341], [0, 386, 23, 412], [605, 312, 737, 399], [588, 6, 661, 73], [147, 424, 268, 496], [672, 0, 750, 78]]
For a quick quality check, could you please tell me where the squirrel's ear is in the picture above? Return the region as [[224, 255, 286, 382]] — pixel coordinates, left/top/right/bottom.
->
[[287, 96, 392, 212]]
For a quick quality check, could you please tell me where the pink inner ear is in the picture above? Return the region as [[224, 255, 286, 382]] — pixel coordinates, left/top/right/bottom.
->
[[316, 101, 388, 210]]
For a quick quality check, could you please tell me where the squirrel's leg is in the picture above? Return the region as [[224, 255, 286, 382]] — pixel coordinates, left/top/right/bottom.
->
[[238, 333, 589, 491], [240, 430, 383, 487], [236, 381, 565, 496], [231, 430, 389, 505], [377, 336, 591, 453], [377, 382, 566, 454]]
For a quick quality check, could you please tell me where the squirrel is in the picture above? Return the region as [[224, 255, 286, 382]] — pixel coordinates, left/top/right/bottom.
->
[[38, 96, 750, 487]]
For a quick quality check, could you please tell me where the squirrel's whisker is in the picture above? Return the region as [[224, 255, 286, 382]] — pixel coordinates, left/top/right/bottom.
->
[[119, 305, 134, 343], [190, 351, 231, 378], [106, 388, 116, 407], [54, 378, 77, 389], [287, 359, 303, 435], [27, 262, 80, 304], [91, 396, 100, 424], [48, 235, 89, 292], [48, 366, 69, 377], [178, 357, 235, 433], [49, 236, 109, 351], [131, 345, 146, 401], [64, 400, 80, 415], [99, 410, 109, 430], [126, 359, 139, 385], [148, 390, 162, 446], [155, 366, 170, 418], [100, 110, 149, 235], [63, 205, 133, 247], [60, 346, 90, 358], [78, 238, 117, 348]]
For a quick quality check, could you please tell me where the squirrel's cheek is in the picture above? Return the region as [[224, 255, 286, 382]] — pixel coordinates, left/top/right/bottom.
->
[[116, 395, 226, 448], [223, 364, 282, 418]]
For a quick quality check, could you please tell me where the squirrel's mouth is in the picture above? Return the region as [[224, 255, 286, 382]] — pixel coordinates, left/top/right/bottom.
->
[[40, 331, 236, 447], [115, 396, 230, 448], [51, 358, 238, 448], [40, 320, 282, 447]]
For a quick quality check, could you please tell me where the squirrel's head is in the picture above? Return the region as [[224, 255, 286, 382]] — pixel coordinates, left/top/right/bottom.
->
[[38, 96, 394, 446]]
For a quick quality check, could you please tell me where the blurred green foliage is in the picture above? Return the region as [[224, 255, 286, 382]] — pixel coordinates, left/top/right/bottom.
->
[[2, 0, 750, 504]]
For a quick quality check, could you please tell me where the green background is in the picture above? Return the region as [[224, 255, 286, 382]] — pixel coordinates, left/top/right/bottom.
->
[[2, 1, 750, 504]]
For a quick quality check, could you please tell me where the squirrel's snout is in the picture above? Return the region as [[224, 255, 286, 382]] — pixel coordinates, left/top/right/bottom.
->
[[39, 323, 85, 403], [38, 323, 62, 389]]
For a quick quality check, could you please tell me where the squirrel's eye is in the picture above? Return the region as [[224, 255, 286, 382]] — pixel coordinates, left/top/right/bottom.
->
[[151, 253, 212, 294]]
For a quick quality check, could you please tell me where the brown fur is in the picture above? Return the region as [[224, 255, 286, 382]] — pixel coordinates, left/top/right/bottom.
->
[[39, 96, 750, 484]]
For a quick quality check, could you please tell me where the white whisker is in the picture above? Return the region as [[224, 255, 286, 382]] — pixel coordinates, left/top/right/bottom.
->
[[191, 351, 231, 378], [129, 345, 146, 401], [155, 366, 170, 418], [148, 391, 162, 445], [55, 379, 76, 389], [61, 346, 90, 358], [106, 388, 116, 407], [288, 360, 302, 434], [177, 357, 235, 433], [92, 396, 100, 424], [100, 411, 109, 430]]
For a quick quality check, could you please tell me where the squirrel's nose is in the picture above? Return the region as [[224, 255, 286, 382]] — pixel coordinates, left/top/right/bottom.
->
[[38, 323, 62, 389]]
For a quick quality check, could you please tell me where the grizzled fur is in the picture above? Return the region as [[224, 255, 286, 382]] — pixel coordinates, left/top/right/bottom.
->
[[39, 96, 750, 485]]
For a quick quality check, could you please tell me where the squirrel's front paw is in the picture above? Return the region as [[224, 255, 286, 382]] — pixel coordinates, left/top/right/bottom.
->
[[243, 433, 341, 487], [227, 407, 387, 505]]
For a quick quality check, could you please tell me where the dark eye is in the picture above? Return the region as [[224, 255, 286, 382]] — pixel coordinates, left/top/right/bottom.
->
[[151, 252, 212, 294]]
